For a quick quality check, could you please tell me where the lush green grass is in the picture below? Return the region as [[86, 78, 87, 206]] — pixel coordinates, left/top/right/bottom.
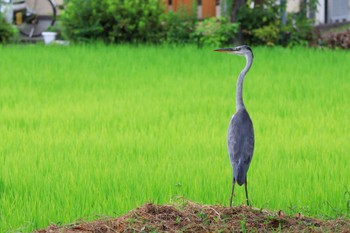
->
[[0, 44, 349, 232]]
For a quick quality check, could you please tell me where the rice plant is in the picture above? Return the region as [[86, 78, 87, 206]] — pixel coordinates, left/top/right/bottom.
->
[[0, 44, 349, 232]]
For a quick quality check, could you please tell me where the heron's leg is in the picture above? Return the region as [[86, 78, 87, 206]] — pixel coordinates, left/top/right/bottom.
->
[[230, 177, 235, 207], [244, 177, 250, 206]]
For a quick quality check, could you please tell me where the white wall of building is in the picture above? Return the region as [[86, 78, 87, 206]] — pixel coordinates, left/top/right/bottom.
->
[[286, 0, 300, 13], [328, 0, 350, 23], [286, 0, 350, 25], [316, 0, 326, 24]]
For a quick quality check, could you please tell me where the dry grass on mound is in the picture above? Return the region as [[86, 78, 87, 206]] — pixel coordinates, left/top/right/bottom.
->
[[37, 201, 350, 233]]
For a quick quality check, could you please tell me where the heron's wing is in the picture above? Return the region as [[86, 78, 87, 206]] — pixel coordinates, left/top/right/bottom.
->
[[228, 109, 254, 173]]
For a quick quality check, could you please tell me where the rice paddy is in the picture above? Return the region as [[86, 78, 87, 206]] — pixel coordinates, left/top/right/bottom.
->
[[0, 44, 349, 232]]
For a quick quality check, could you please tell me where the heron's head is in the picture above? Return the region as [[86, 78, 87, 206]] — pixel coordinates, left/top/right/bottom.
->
[[214, 45, 253, 57]]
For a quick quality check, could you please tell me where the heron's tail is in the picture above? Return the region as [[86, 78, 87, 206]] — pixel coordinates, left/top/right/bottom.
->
[[234, 163, 247, 186]]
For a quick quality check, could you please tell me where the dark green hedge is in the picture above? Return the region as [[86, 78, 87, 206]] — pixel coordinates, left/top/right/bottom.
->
[[0, 13, 14, 44], [61, 0, 165, 43], [60, 0, 238, 47]]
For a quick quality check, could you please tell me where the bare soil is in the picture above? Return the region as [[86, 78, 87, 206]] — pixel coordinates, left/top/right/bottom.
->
[[36, 201, 350, 233]]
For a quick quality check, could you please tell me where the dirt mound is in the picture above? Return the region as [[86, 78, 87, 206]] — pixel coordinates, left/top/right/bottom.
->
[[37, 201, 350, 232]]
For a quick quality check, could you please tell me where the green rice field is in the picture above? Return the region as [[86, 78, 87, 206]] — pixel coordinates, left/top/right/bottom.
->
[[0, 45, 349, 232]]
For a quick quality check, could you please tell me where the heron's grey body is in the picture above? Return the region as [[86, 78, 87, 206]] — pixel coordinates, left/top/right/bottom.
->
[[228, 107, 254, 186], [215, 45, 255, 206]]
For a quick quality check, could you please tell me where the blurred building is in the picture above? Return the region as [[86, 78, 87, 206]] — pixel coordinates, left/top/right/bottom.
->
[[287, 0, 350, 24], [163, 0, 350, 25], [163, 0, 220, 18]]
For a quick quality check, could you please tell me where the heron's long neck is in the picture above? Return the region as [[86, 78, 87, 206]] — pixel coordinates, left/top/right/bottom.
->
[[236, 53, 253, 111]]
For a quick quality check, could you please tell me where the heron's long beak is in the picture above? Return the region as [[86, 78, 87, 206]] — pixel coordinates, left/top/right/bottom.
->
[[214, 48, 235, 53]]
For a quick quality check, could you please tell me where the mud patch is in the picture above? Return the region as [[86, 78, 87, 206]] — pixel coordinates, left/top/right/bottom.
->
[[36, 201, 350, 232]]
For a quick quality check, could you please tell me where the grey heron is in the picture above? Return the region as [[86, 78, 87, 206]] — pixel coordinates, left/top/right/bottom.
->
[[214, 45, 255, 207]]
